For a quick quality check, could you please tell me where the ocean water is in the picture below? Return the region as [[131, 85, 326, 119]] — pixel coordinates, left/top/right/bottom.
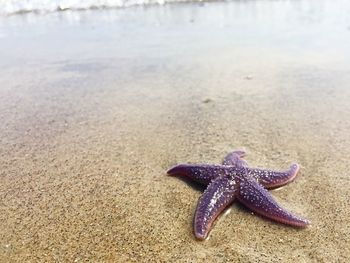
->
[[0, 0, 209, 15]]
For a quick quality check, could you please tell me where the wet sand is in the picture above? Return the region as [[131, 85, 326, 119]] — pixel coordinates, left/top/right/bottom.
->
[[1, 1, 350, 262]]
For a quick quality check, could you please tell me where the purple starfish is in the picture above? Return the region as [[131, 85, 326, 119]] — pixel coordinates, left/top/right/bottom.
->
[[167, 150, 310, 240]]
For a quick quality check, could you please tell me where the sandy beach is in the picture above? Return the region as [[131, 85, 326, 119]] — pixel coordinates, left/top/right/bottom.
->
[[1, 1, 350, 262]]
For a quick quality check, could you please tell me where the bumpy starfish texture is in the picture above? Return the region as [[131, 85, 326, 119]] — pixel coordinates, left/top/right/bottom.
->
[[167, 150, 310, 240]]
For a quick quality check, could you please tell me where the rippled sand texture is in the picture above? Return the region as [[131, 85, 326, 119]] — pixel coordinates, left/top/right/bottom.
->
[[1, 1, 350, 262]]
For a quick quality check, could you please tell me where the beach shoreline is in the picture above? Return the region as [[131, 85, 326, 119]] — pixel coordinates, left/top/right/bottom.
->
[[1, 1, 350, 262]]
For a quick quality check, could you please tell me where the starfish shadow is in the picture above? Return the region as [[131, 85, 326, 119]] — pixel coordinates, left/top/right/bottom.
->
[[235, 202, 308, 231], [175, 176, 206, 192]]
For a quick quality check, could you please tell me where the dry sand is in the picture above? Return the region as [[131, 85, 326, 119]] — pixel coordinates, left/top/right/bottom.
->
[[1, 1, 350, 262]]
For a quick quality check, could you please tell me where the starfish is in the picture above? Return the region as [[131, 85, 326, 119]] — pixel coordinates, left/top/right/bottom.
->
[[167, 150, 310, 240]]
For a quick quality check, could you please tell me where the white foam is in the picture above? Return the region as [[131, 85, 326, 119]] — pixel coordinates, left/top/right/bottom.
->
[[0, 0, 206, 15]]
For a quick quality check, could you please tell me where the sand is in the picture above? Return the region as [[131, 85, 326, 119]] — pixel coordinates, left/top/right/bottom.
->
[[1, 1, 350, 262]]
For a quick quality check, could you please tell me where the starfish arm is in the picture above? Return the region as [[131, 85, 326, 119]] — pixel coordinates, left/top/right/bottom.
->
[[246, 163, 300, 189], [194, 176, 238, 240], [167, 164, 227, 185], [222, 150, 248, 167], [237, 176, 310, 227]]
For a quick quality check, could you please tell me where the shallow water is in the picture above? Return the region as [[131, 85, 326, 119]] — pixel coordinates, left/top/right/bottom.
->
[[1, 1, 350, 262]]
